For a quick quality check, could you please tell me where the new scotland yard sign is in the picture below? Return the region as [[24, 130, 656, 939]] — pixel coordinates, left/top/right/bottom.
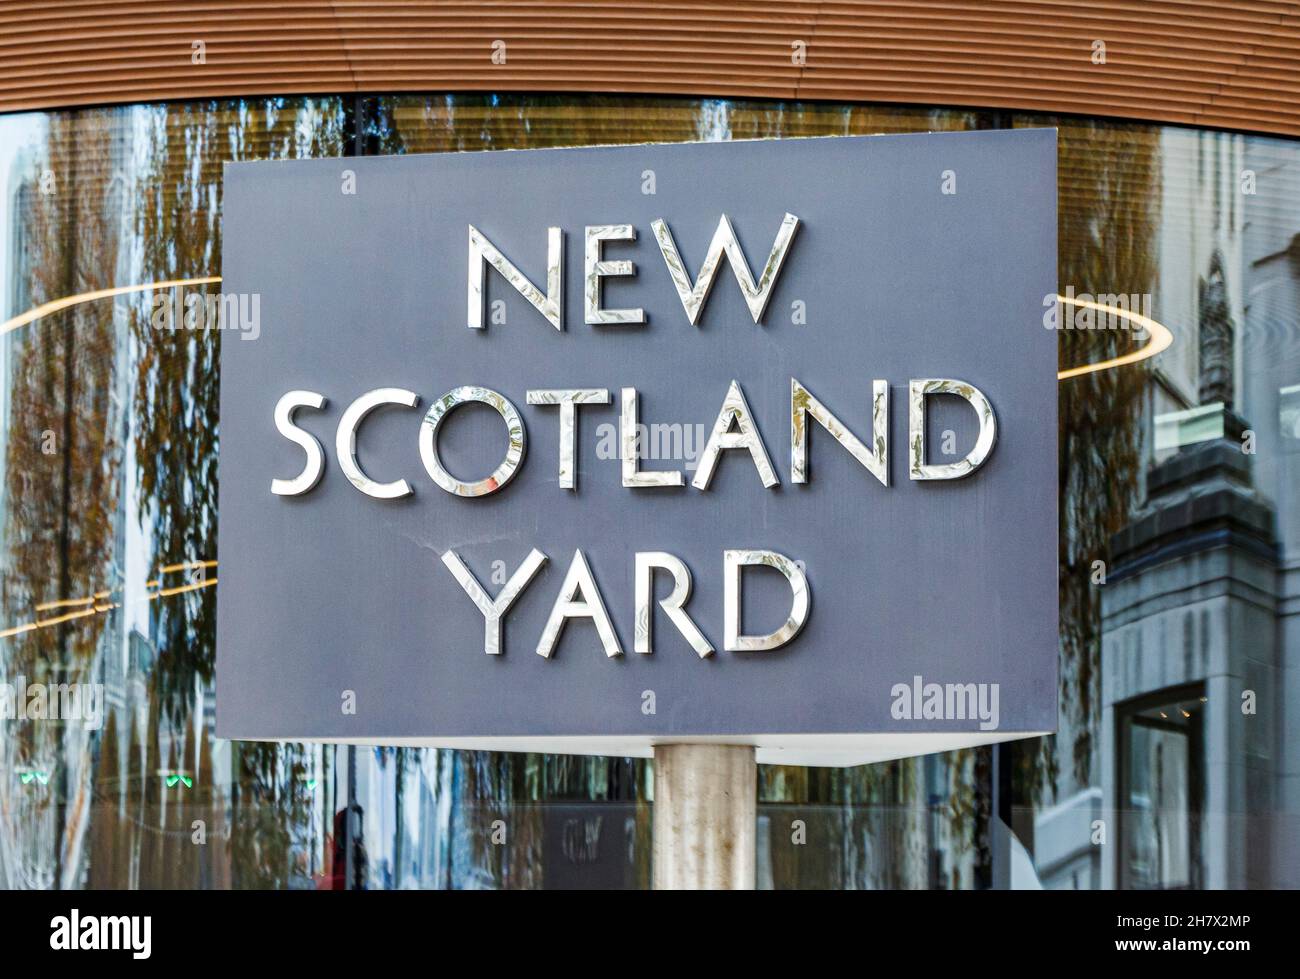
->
[[216, 129, 1058, 766]]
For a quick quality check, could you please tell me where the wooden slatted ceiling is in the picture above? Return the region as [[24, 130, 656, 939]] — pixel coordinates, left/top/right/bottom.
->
[[1, 1, 1298, 137]]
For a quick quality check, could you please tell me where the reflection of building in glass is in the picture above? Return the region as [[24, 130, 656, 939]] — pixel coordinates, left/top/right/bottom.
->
[[1031, 788, 1101, 890], [1087, 136, 1300, 889]]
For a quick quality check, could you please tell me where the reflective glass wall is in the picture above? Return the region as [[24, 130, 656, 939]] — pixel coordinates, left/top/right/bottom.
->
[[1, 95, 1295, 888]]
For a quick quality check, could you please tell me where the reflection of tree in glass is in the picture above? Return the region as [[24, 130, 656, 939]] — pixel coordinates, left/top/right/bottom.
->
[[1018, 118, 1156, 805], [130, 99, 347, 887], [2, 111, 124, 887]]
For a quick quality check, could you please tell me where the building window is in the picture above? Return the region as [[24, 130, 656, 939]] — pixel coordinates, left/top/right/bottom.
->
[[1118, 686, 1205, 889]]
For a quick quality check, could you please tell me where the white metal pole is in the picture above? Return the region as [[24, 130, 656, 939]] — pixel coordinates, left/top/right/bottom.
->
[[652, 743, 756, 889]]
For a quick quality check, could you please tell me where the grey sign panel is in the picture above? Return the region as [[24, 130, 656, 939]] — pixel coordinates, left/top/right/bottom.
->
[[217, 129, 1058, 766]]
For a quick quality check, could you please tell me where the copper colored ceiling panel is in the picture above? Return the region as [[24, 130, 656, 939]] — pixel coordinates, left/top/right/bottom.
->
[[1, 1, 1298, 136]]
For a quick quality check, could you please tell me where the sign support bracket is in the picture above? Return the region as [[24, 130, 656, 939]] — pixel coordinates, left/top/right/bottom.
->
[[652, 743, 756, 889]]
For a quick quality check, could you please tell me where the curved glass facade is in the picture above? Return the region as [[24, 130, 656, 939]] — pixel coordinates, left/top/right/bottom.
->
[[0, 95, 1295, 888]]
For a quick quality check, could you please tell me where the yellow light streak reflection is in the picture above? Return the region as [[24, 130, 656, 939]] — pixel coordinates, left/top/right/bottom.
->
[[0, 570, 216, 639], [1056, 294, 1174, 380], [34, 596, 95, 612], [151, 578, 217, 600], [0, 606, 97, 638], [0, 276, 222, 338], [157, 559, 218, 574], [4, 279, 1171, 383]]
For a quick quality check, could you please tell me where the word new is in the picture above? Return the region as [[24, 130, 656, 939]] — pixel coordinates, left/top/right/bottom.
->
[[467, 213, 802, 329]]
